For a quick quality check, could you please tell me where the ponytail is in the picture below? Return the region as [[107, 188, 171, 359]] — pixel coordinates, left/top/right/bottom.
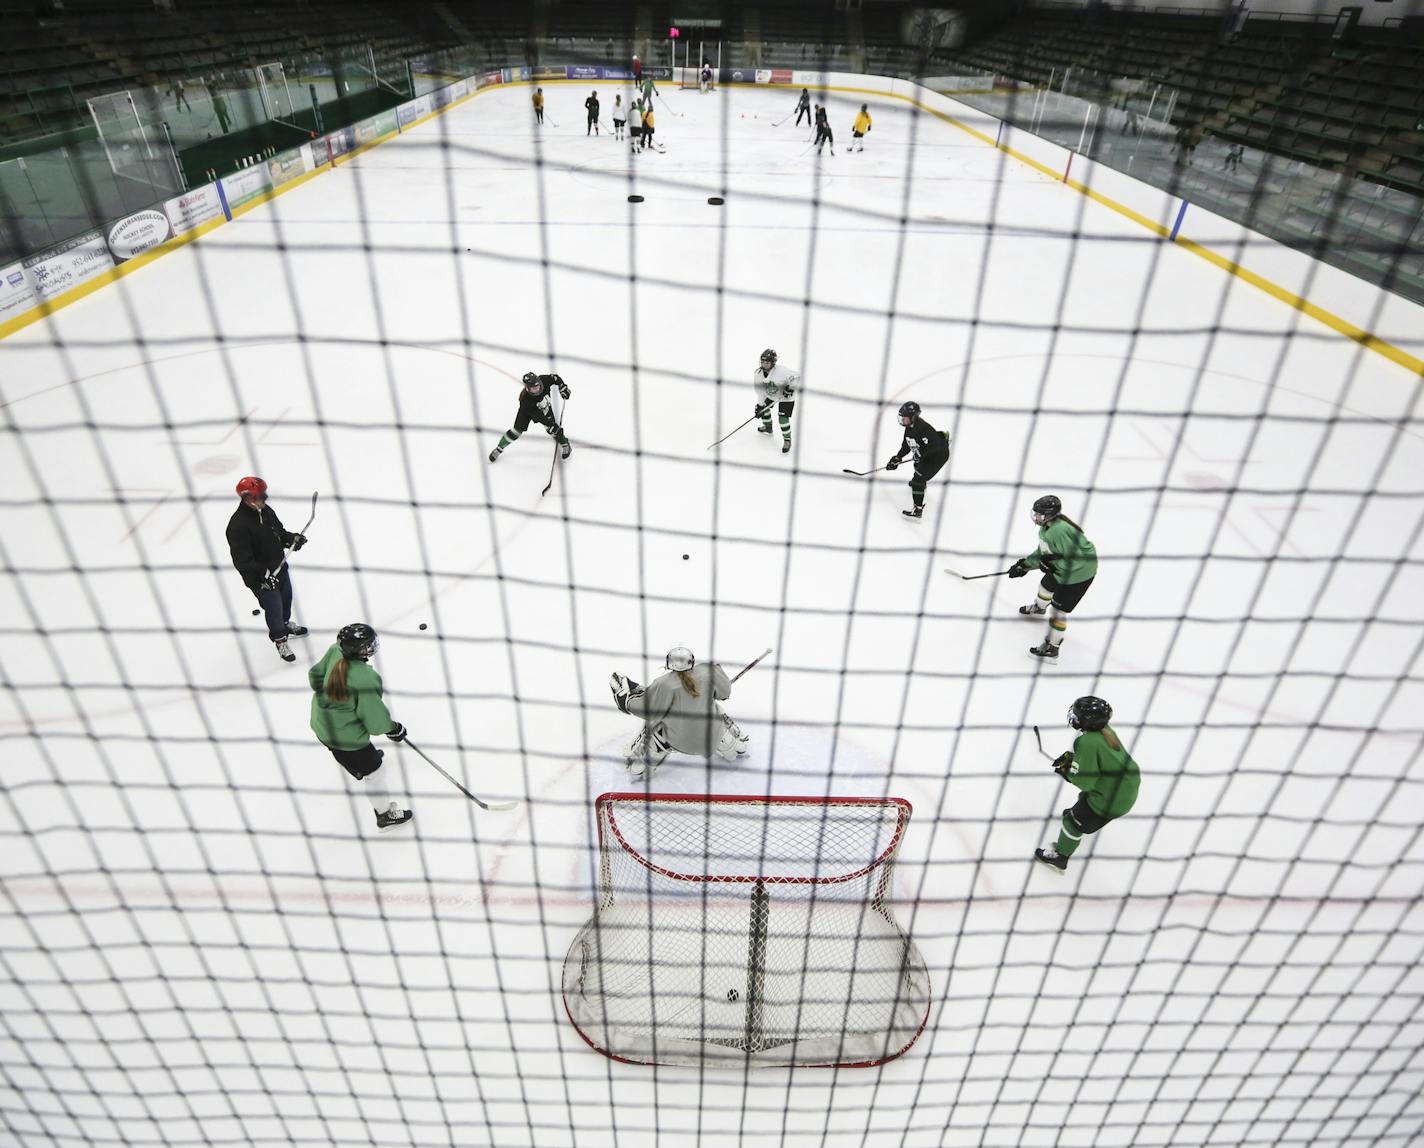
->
[[1057, 513, 1083, 532], [1102, 727, 1121, 751], [676, 669, 700, 698], [325, 657, 351, 703]]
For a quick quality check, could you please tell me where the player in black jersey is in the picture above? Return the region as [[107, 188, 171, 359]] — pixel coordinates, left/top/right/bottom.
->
[[885, 401, 950, 520], [488, 372, 572, 462]]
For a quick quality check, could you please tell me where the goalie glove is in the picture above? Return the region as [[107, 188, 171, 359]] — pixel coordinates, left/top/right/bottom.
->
[[609, 673, 643, 714], [1052, 751, 1074, 777]]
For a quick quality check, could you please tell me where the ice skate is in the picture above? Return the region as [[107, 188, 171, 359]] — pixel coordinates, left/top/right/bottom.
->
[[560, 440, 572, 460], [376, 803, 414, 833], [758, 423, 773, 435], [1029, 640, 1059, 660], [285, 624, 308, 637], [781, 438, 791, 454], [1034, 846, 1068, 873], [275, 638, 295, 663], [721, 712, 750, 756], [1019, 602, 1047, 616], [488, 446, 502, 463], [902, 506, 923, 521]]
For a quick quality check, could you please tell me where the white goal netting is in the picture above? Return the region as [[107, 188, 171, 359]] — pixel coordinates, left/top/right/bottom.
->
[[562, 794, 931, 1067]]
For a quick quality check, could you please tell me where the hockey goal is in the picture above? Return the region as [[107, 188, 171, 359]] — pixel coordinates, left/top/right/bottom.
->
[[562, 793, 931, 1067]]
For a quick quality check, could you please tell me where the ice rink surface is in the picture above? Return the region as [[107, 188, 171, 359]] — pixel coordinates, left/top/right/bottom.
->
[[2, 79, 1424, 1147]]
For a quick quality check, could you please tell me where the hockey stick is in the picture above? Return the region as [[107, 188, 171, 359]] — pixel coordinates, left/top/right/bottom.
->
[[842, 465, 892, 476], [1031, 725, 1055, 760], [706, 411, 761, 451], [403, 739, 521, 811], [730, 647, 773, 684], [944, 567, 1014, 580], [656, 90, 682, 117], [251, 491, 319, 614], [542, 396, 567, 497]]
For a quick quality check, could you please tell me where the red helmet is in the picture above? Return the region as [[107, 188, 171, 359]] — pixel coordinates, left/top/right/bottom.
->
[[235, 476, 267, 498]]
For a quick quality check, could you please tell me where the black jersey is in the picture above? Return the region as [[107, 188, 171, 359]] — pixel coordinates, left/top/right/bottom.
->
[[585, 95, 600, 118], [895, 416, 950, 466]]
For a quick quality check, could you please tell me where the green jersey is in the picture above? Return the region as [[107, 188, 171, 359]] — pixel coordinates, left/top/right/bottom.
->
[[1023, 516, 1097, 584], [1065, 727, 1139, 819], [308, 644, 395, 750]]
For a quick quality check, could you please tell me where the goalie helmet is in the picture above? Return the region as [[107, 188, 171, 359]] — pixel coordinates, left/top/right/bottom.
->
[[522, 372, 544, 392], [337, 623, 379, 661], [759, 349, 777, 370], [665, 646, 696, 672], [897, 400, 921, 424], [1068, 696, 1112, 732], [1032, 494, 1062, 524], [235, 476, 267, 499]]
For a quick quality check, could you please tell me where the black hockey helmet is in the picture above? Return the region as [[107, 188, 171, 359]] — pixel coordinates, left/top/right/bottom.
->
[[1032, 494, 1062, 523], [759, 348, 777, 369], [337, 623, 379, 661], [898, 400, 921, 424], [522, 372, 544, 392], [1068, 696, 1112, 732]]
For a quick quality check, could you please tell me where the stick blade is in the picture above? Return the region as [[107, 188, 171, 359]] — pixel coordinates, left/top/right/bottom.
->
[[481, 798, 522, 812]]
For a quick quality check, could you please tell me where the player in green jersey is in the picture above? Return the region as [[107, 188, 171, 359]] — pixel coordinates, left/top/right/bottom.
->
[[1035, 696, 1139, 873], [1008, 494, 1097, 660]]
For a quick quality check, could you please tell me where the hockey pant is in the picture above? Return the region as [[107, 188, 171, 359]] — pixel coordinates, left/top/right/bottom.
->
[[760, 400, 794, 440]]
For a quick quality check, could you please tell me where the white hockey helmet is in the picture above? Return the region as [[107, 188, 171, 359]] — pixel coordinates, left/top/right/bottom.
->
[[665, 646, 695, 672]]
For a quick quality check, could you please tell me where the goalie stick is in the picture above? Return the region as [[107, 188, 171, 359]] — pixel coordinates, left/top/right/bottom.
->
[[403, 739, 521, 811], [731, 647, 773, 684]]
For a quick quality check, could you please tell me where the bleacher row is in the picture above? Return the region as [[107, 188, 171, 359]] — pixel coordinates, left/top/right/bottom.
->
[[936, 8, 1424, 196]]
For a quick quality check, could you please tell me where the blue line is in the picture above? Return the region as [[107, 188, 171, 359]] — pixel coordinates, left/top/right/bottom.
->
[[1169, 199, 1188, 241], [216, 180, 232, 222]]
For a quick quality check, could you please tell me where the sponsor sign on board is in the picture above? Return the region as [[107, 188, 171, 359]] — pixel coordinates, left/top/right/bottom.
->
[[0, 261, 37, 319], [163, 185, 224, 235], [22, 230, 114, 302], [106, 209, 173, 262]]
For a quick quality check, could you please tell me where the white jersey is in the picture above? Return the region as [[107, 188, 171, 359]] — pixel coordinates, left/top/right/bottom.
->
[[627, 663, 732, 756], [753, 363, 798, 403], [630, 105, 643, 129], [612, 100, 625, 121]]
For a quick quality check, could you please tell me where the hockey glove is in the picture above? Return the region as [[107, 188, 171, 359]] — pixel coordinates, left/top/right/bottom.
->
[[558, 382, 571, 400], [386, 722, 408, 743], [1007, 559, 1030, 579], [259, 574, 280, 592], [755, 400, 772, 417], [1052, 751, 1074, 777], [546, 422, 561, 435], [884, 457, 901, 471], [291, 534, 308, 551]]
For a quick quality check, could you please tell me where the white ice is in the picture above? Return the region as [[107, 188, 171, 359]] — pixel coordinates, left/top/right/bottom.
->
[[2, 79, 1423, 1148]]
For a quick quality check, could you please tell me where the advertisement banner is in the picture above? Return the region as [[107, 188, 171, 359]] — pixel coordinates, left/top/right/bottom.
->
[[397, 94, 431, 127], [0, 261, 36, 320], [479, 70, 502, 89], [106, 208, 173, 263], [267, 147, 307, 189], [727, 68, 754, 84], [325, 124, 354, 160], [649, 66, 672, 80], [567, 65, 599, 79], [353, 116, 382, 145], [163, 185, 224, 236], [601, 66, 634, 80], [754, 69, 772, 84], [220, 164, 274, 212], [23, 231, 114, 302], [769, 68, 793, 85], [373, 109, 398, 136], [532, 66, 564, 80], [308, 134, 330, 166], [450, 78, 469, 98], [502, 67, 531, 83]]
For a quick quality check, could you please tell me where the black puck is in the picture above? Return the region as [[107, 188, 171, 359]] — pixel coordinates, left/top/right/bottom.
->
[[707, 196, 724, 205], [252, 608, 260, 616], [627, 194, 644, 203], [682, 553, 689, 560], [419, 623, 428, 630]]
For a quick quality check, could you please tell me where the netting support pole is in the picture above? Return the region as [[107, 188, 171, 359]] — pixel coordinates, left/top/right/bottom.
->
[[743, 878, 768, 1056]]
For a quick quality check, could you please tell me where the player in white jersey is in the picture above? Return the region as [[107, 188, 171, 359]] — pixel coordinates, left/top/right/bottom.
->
[[752, 348, 798, 454], [609, 647, 750, 779]]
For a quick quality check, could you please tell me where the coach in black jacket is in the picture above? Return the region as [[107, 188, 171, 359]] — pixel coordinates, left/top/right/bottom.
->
[[226, 476, 307, 662]]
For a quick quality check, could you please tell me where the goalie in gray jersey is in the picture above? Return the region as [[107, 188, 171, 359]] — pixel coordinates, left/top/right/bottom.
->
[[609, 646, 751, 779], [753, 348, 799, 454]]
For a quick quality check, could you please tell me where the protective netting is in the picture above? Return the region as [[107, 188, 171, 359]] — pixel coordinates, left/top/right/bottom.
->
[[2, 10, 1424, 1148], [562, 794, 929, 1066]]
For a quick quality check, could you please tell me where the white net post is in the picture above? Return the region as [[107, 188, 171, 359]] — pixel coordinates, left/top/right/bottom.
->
[[87, 91, 153, 176], [562, 793, 931, 1068], [254, 62, 298, 127]]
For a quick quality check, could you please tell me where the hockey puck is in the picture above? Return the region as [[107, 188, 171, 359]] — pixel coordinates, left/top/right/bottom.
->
[[419, 623, 428, 630], [707, 196, 724, 205], [252, 609, 260, 616], [682, 554, 689, 560], [627, 194, 644, 203]]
